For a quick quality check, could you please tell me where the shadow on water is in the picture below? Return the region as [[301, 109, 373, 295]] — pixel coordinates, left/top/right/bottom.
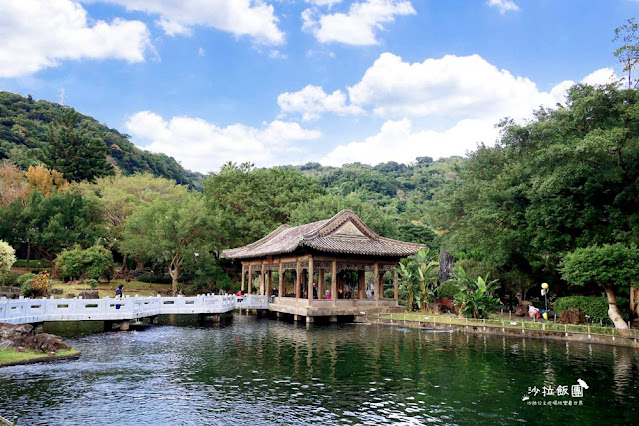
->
[[3, 314, 638, 425]]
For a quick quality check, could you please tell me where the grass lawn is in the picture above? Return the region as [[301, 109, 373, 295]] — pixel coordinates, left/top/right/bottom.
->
[[48, 278, 173, 298], [0, 348, 80, 366]]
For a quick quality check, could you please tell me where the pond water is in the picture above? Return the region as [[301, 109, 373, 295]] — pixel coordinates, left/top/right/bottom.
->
[[0, 315, 637, 425]]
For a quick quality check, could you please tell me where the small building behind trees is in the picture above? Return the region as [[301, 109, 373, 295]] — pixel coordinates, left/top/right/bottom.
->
[[221, 209, 424, 322]]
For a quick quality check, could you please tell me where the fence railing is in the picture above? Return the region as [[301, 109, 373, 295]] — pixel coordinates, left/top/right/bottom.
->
[[380, 313, 639, 341], [0, 294, 248, 325], [234, 294, 269, 310]]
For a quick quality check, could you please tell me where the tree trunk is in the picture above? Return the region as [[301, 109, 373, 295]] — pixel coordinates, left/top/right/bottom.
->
[[438, 251, 454, 285], [408, 289, 414, 311], [169, 267, 179, 296], [603, 284, 629, 329], [630, 286, 639, 318], [120, 253, 128, 273], [50, 260, 57, 279], [26, 243, 31, 269]]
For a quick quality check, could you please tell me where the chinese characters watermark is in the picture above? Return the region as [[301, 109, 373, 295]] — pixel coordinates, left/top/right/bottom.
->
[[522, 379, 588, 406]]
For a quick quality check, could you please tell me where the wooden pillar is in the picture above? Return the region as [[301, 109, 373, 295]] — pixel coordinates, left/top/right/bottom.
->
[[374, 262, 380, 301], [247, 264, 252, 295], [358, 270, 366, 299], [241, 263, 245, 292], [296, 260, 301, 300], [308, 256, 314, 304], [267, 270, 272, 297], [260, 264, 265, 295], [331, 260, 337, 306], [393, 269, 399, 304], [318, 268, 325, 299], [278, 262, 284, 298]]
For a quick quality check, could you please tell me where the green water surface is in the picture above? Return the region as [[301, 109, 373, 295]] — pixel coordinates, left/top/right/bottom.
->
[[0, 315, 637, 425]]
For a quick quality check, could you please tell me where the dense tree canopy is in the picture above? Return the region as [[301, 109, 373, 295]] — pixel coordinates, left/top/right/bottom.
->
[[429, 83, 639, 295], [203, 162, 324, 250], [122, 192, 213, 295], [561, 244, 639, 328], [0, 91, 199, 186], [42, 110, 114, 182]]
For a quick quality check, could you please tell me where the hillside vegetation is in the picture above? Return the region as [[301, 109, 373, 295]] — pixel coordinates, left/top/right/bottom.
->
[[0, 91, 201, 188]]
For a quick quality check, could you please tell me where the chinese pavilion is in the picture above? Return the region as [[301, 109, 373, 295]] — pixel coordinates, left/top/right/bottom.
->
[[221, 209, 423, 322]]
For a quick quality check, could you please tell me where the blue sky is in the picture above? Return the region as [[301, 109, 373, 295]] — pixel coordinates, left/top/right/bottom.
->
[[1, 0, 637, 173]]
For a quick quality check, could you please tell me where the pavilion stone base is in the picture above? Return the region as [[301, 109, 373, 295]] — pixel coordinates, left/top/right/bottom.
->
[[269, 297, 402, 321]]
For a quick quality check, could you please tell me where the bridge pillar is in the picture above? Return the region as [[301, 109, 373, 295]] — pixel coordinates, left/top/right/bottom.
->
[[306, 316, 314, 324], [276, 312, 283, 318], [119, 320, 130, 331], [293, 314, 301, 322], [329, 316, 338, 323]]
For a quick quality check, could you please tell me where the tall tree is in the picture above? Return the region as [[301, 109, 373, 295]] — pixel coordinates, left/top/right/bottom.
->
[[203, 162, 323, 251], [73, 173, 188, 269], [614, 18, 639, 88], [0, 162, 29, 206], [561, 244, 639, 329], [1, 191, 105, 277], [42, 109, 114, 182], [429, 83, 639, 294], [121, 192, 213, 295]]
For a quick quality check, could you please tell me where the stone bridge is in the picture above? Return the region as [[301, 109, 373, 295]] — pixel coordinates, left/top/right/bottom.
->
[[0, 294, 269, 330]]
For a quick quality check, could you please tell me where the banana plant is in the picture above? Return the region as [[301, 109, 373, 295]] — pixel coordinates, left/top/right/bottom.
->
[[397, 248, 438, 311], [452, 266, 500, 319]]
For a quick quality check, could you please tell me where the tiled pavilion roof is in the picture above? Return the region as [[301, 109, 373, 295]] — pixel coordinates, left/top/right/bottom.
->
[[221, 209, 424, 260]]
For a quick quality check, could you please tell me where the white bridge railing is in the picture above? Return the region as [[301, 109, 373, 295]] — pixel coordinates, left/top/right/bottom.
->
[[235, 294, 269, 310], [0, 294, 269, 325]]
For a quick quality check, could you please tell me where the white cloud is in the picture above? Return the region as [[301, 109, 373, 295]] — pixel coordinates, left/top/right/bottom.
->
[[93, 0, 285, 44], [321, 118, 498, 166], [125, 111, 321, 173], [278, 52, 619, 125], [278, 85, 364, 121], [302, 0, 415, 45], [319, 54, 620, 166], [487, 0, 519, 14], [198, 47, 206, 56], [305, 0, 343, 7], [347, 53, 575, 120], [581, 67, 619, 85], [268, 49, 288, 59], [0, 0, 150, 78]]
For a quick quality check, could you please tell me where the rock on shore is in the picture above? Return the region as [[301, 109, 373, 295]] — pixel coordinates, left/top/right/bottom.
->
[[0, 323, 71, 353]]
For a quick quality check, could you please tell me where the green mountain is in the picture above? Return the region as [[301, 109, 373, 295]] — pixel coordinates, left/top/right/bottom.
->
[[0, 91, 202, 188]]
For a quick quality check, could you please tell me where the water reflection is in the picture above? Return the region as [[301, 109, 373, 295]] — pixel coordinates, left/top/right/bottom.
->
[[1, 314, 638, 425]]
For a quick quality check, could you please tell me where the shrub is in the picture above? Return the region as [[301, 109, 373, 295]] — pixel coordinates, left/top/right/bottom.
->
[[452, 266, 500, 319], [0, 271, 20, 287], [21, 272, 49, 298], [17, 273, 36, 286], [553, 296, 631, 326], [436, 280, 460, 299], [88, 278, 98, 290], [0, 240, 16, 279], [56, 245, 114, 282]]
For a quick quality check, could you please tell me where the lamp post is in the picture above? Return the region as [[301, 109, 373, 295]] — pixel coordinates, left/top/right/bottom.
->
[[541, 282, 549, 312]]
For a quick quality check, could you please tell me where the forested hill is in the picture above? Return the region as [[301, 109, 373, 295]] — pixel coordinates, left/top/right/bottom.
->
[[0, 91, 202, 188]]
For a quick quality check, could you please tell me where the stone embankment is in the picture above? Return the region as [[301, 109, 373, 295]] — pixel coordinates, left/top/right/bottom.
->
[[357, 313, 639, 349]]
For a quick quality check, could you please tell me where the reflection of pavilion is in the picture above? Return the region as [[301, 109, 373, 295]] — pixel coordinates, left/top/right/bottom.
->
[[221, 210, 423, 322]]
